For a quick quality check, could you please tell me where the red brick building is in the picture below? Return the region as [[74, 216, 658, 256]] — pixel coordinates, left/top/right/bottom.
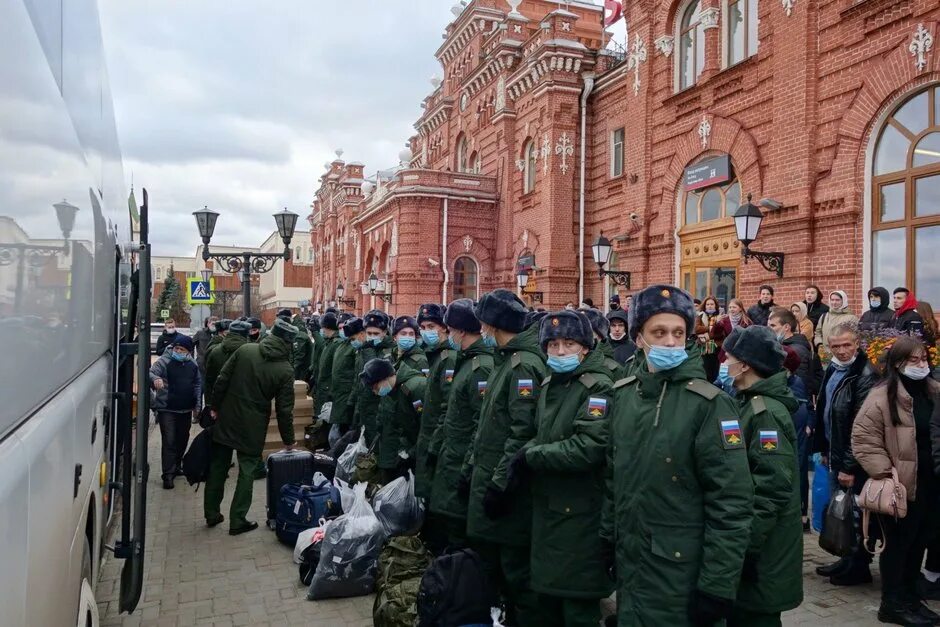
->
[[310, 0, 940, 316]]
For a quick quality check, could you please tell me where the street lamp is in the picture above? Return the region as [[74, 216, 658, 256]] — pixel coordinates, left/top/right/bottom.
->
[[53, 199, 79, 242], [516, 268, 529, 290], [367, 271, 393, 303], [194, 206, 299, 316], [733, 194, 785, 278], [591, 233, 631, 289], [335, 281, 355, 309]]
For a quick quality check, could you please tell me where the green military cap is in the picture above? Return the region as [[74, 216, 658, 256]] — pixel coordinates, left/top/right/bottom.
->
[[270, 318, 298, 342]]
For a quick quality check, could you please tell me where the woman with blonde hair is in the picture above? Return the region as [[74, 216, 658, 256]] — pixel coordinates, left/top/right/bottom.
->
[[790, 302, 815, 344], [710, 298, 751, 363]]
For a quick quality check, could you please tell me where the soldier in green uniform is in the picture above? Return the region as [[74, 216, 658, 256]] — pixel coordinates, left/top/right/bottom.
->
[[351, 311, 395, 445], [721, 326, 803, 626], [246, 317, 263, 343], [313, 312, 340, 417], [392, 315, 429, 372], [329, 316, 363, 445], [204, 319, 298, 535], [464, 289, 549, 626], [580, 307, 623, 381], [415, 304, 455, 501], [204, 320, 250, 401], [506, 310, 613, 627], [290, 313, 313, 384], [203, 318, 230, 363], [602, 285, 754, 626], [361, 358, 427, 484]]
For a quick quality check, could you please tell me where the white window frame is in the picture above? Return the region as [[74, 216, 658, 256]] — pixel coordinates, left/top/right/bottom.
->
[[457, 136, 469, 173], [721, 0, 759, 69], [524, 141, 537, 193], [611, 128, 625, 178], [674, 0, 706, 93]]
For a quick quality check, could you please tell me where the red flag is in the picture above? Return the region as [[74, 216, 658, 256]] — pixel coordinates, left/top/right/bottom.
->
[[604, 0, 623, 26]]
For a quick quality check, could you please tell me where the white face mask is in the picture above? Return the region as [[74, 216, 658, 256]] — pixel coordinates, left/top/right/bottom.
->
[[902, 365, 931, 381]]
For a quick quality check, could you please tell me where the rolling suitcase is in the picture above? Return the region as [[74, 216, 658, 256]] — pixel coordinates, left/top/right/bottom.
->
[[266, 449, 315, 528]]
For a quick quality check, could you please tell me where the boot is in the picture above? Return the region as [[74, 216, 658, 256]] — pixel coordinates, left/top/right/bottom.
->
[[918, 575, 940, 602], [162, 477, 174, 490], [877, 600, 935, 625], [830, 563, 873, 586], [909, 600, 940, 623], [816, 557, 849, 577]]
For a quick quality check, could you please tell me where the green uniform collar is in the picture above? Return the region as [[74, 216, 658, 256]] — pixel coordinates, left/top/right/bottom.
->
[[737, 371, 799, 413]]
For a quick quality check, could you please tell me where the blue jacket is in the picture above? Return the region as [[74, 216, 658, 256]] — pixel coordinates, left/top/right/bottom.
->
[[150, 353, 202, 413]]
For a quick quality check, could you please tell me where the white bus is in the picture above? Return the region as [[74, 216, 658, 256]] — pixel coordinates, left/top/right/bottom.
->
[[0, 1, 149, 625]]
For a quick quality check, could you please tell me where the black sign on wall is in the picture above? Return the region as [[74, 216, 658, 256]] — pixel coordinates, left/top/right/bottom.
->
[[684, 155, 733, 191]]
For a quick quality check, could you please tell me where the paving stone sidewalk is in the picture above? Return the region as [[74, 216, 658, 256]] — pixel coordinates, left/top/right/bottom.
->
[[98, 423, 935, 626]]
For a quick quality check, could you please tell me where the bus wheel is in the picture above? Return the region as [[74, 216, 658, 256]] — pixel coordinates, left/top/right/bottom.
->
[[77, 538, 99, 627]]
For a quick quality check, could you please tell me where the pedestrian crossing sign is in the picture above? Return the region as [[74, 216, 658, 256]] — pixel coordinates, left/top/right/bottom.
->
[[187, 278, 215, 305]]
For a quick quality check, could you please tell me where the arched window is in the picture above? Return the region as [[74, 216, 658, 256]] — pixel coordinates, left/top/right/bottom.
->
[[470, 151, 481, 174], [871, 84, 940, 305], [725, 0, 758, 67], [683, 179, 741, 225], [677, 0, 705, 91], [524, 140, 537, 193], [295, 247, 301, 261], [457, 135, 469, 173], [453, 256, 478, 300]]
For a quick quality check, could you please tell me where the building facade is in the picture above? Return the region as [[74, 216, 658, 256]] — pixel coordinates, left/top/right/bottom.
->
[[310, 0, 940, 315]]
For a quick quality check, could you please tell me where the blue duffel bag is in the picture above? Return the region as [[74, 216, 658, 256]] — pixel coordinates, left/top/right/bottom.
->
[[276, 479, 342, 546]]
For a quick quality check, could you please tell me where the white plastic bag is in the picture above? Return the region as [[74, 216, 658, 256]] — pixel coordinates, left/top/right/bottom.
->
[[335, 428, 367, 482], [372, 470, 425, 537], [319, 401, 333, 424], [307, 482, 386, 600], [312, 472, 330, 489], [333, 477, 355, 513], [294, 522, 328, 564]]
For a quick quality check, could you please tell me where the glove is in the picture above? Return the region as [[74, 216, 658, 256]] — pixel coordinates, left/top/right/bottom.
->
[[601, 539, 616, 582], [483, 486, 511, 519], [426, 453, 438, 470], [505, 448, 530, 493], [741, 555, 759, 583], [457, 469, 472, 499], [688, 590, 734, 627]]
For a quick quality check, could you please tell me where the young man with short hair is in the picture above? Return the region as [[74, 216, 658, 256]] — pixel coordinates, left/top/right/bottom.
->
[[746, 285, 776, 326]]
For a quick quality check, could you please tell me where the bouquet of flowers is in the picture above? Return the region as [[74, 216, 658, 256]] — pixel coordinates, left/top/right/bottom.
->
[[860, 328, 939, 375]]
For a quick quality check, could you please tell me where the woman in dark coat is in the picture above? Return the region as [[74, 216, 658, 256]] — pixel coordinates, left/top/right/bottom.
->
[[804, 285, 829, 331]]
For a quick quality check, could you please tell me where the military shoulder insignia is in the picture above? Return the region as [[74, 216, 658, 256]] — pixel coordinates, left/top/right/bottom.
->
[[510, 353, 522, 368], [412, 399, 424, 413], [587, 397, 608, 418], [517, 379, 534, 397], [751, 396, 767, 415], [477, 380, 487, 396], [444, 369, 455, 383], [613, 375, 637, 389], [759, 430, 779, 452], [720, 419, 744, 449], [421, 368, 430, 376]]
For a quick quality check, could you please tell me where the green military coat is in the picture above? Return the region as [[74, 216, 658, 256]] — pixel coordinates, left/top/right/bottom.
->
[[414, 347, 457, 501], [204, 332, 247, 402], [429, 339, 494, 520], [375, 364, 427, 470], [313, 334, 340, 416], [329, 338, 358, 426], [203, 334, 224, 362], [526, 349, 614, 599], [735, 371, 803, 613], [395, 344, 428, 373], [211, 335, 295, 457], [308, 330, 324, 386], [601, 354, 754, 626], [351, 336, 395, 444], [466, 327, 548, 546], [290, 316, 313, 382]]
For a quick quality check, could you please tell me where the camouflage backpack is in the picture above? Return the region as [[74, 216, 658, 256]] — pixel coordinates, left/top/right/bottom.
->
[[377, 536, 431, 589], [373, 577, 421, 627]]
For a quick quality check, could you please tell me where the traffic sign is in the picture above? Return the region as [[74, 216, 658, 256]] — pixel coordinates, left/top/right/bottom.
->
[[187, 278, 216, 305], [160, 309, 170, 319]]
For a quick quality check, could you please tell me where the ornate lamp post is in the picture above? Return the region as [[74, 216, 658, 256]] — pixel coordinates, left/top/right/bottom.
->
[[335, 281, 356, 309], [591, 233, 631, 289], [733, 194, 785, 278], [193, 206, 298, 316], [367, 271, 392, 303]]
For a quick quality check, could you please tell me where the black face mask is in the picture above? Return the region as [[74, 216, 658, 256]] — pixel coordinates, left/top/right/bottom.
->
[[249, 333, 260, 343], [610, 303, 620, 310]]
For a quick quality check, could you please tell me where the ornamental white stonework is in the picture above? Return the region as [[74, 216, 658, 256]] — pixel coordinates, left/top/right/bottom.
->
[[910, 23, 934, 73], [700, 7, 720, 29], [654, 35, 674, 57], [627, 36, 648, 97], [390, 221, 399, 257], [555, 133, 574, 174], [495, 76, 506, 111], [514, 25, 523, 34], [516, 158, 526, 172], [698, 115, 712, 149], [781, 0, 795, 17], [463, 234, 473, 252], [561, 21, 572, 32], [541, 134, 551, 174], [507, 0, 523, 17]]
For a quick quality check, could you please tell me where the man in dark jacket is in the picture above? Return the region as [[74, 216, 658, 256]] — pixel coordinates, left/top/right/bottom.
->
[[858, 287, 894, 333], [204, 319, 298, 535], [193, 316, 218, 377], [769, 309, 817, 395], [812, 322, 879, 584], [892, 287, 926, 338], [746, 285, 776, 326], [155, 318, 182, 356], [606, 309, 636, 365], [150, 334, 202, 489]]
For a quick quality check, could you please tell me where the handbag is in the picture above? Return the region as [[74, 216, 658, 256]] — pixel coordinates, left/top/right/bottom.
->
[[858, 467, 907, 554]]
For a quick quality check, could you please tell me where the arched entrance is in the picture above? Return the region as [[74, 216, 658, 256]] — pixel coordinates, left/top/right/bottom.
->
[[677, 154, 742, 310]]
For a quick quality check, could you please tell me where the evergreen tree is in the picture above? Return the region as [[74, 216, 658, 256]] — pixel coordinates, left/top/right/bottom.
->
[[155, 264, 184, 321]]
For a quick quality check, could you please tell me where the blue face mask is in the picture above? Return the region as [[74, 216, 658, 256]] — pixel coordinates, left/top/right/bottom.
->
[[339, 329, 346, 340], [717, 362, 733, 387], [421, 330, 440, 347], [377, 384, 392, 397], [643, 338, 688, 371], [870, 299, 881, 309], [448, 335, 462, 351], [547, 353, 581, 374], [350, 339, 363, 350], [318, 329, 326, 339], [170, 351, 188, 362], [482, 333, 498, 348], [397, 336, 416, 351], [369, 335, 383, 347]]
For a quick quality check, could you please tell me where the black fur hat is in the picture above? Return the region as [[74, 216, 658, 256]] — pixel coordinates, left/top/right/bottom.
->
[[627, 285, 695, 341], [213, 319, 232, 334], [247, 317, 262, 331], [270, 319, 299, 342], [364, 310, 389, 331], [723, 325, 786, 378], [276, 308, 293, 321], [417, 303, 446, 326], [392, 315, 419, 336], [579, 308, 609, 340], [228, 320, 251, 337], [320, 312, 339, 331], [338, 312, 354, 325], [525, 310, 548, 330], [606, 309, 629, 325], [360, 357, 396, 386], [443, 298, 481, 333], [474, 289, 527, 333], [539, 310, 595, 352], [343, 316, 364, 337], [306, 315, 320, 332]]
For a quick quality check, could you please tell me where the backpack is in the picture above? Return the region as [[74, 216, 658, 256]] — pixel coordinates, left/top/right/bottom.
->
[[182, 427, 213, 487], [374, 577, 421, 627], [377, 536, 431, 590], [416, 549, 495, 627], [304, 420, 331, 452], [276, 481, 342, 546]]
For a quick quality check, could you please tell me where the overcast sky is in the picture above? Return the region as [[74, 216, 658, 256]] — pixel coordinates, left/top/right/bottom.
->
[[100, 1, 620, 257]]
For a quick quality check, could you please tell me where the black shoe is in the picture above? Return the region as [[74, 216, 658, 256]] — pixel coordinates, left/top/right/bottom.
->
[[604, 615, 617, 627], [830, 566, 873, 586], [229, 521, 259, 536], [162, 478, 174, 490], [918, 576, 940, 602], [816, 557, 849, 577], [803, 518, 811, 533], [877, 602, 935, 625], [909, 601, 940, 623], [205, 515, 224, 528]]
